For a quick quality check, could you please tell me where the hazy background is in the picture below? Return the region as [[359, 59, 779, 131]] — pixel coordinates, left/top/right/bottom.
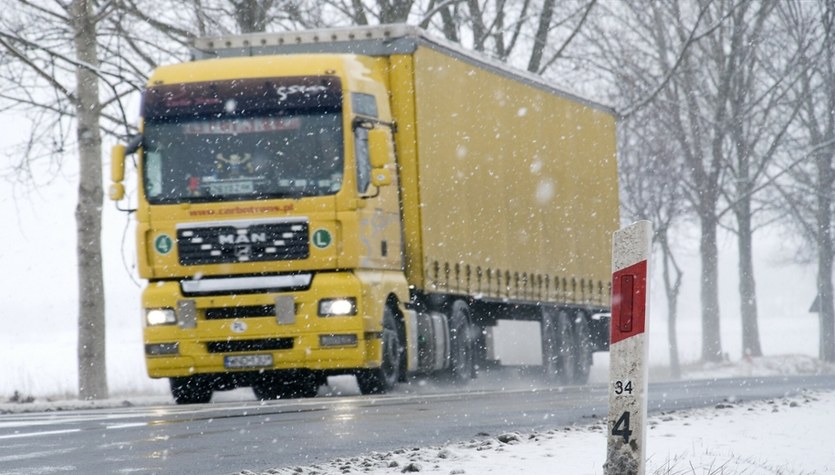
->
[[0, 110, 819, 398]]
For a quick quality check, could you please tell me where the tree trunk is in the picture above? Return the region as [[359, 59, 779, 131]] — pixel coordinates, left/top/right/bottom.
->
[[233, 0, 272, 33], [659, 230, 682, 379], [526, 0, 555, 73], [736, 199, 762, 358], [379, 0, 413, 23], [700, 213, 723, 362], [466, 0, 487, 51], [71, 0, 107, 400], [816, 149, 835, 362]]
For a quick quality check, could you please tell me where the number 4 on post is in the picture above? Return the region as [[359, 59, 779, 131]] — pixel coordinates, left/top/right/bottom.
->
[[611, 411, 633, 443]]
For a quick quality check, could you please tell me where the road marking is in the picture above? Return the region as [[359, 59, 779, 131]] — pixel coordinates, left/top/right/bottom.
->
[[106, 422, 147, 430], [0, 428, 80, 441]]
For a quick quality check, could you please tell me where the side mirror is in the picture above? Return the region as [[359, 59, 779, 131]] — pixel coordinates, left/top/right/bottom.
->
[[109, 183, 126, 201], [112, 144, 126, 183], [110, 144, 126, 201], [368, 128, 392, 169], [371, 167, 392, 187]]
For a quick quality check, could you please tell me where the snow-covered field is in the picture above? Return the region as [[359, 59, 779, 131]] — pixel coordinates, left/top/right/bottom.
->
[[232, 389, 834, 475], [236, 355, 835, 475]]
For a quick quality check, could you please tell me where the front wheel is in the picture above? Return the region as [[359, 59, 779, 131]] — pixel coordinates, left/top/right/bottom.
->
[[357, 305, 402, 395]]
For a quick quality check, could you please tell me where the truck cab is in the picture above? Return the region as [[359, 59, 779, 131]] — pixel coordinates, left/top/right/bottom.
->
[[112, 54, 410, 403]]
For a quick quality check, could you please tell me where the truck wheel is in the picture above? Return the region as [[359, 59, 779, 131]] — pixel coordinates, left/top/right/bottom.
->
[[472, 324, 487, 376], [572, 311, 593, 385], [357, 305, 401, 395], [252, 380, 282, 400], [446, 300, 475, 384], [170, 376, 212, 405], [541, 308, 576, 385]]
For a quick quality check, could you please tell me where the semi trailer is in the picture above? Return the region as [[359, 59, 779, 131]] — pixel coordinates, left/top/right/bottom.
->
[[110, 24, 619, 404]]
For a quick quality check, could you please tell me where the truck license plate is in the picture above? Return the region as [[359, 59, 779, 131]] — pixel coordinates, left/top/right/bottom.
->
[[224, 354, 273, 369]]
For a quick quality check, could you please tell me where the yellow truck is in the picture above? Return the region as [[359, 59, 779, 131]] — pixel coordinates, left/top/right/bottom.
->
[[110, 24, 619, 404]]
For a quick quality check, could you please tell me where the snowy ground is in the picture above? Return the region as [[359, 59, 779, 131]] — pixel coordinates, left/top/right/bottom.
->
[[2, 355, 833, 474], [226, 355, 834, 475], [232, 389, 834, 475]]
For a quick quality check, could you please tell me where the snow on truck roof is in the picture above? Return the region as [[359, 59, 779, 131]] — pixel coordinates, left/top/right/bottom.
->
[[190, 24, 616, 116]]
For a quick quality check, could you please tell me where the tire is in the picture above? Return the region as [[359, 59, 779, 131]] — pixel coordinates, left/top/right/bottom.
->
[[170, 376, 212, 405], [445, 300, 475, 384], [253, 372, 319, 400], [572, 311, 593, 385], [541, 307, 576, 385], [472, 324, 487, 376], [357, 305, 402, 395], [252, 380, 282, 400]]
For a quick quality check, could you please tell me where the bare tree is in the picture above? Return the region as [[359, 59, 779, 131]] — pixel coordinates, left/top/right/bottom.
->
[[775, 0, 835, 362], [713, 0, 813, 358], [619, 117, 687, 378], [584, 1, 734, 362], [0, 0, 139, 399], [314, 0, 598, 78]]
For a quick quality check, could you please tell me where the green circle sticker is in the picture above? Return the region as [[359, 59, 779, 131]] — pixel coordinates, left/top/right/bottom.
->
[[312, 229, 332, 249], [155, 234, 173, 255]]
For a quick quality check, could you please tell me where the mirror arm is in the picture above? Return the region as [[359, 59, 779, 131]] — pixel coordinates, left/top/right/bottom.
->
[[115, 202, 137, 213], [351, 116, 396, 132], [125, 134, 143, 154], [361, 186, 381, 200]]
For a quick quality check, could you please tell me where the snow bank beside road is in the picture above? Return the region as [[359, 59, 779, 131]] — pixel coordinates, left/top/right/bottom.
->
[[682, 353, 835, 379], [238, 390, 835, 475]]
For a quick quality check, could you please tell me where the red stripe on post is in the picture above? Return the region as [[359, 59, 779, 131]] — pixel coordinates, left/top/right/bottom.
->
[[611, 260, 647, 345]]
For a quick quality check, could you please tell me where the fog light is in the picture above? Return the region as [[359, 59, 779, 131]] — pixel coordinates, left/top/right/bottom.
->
[[145, 342, 179, 356], [318, 298, 357, 317], [146, 308, 177, 326], [320, 334, 358, 347]]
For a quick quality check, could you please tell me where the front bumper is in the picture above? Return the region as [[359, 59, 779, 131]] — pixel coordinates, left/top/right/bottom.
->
[[141, 272, 381, 378]]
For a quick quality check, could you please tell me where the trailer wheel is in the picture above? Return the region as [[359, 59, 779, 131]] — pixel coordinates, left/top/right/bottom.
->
[[357, 305, 401, 394], [170, 376, 212, 405], [572, 311, 593, 385], [541, 308, 576, 385], [446, 300, 475, 384]]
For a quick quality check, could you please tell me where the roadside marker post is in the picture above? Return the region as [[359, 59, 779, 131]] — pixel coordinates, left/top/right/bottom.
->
[[604, 220, 652, 475]]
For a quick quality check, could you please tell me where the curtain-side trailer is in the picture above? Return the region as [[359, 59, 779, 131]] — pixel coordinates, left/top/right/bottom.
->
[[110, 24, 618, 404]]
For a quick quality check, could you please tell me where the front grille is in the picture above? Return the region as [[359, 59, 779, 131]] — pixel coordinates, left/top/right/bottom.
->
[[206, 338, 294, 353], [205, 305, 275, 320], [178, 220, 309, 265]]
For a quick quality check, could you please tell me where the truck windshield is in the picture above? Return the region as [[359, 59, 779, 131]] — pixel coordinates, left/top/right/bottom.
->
[[143, 112, 343, 203]]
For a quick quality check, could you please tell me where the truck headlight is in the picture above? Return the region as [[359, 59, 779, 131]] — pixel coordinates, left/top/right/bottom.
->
[[145, 308, 177, 326], [318, 298, 357, 317]]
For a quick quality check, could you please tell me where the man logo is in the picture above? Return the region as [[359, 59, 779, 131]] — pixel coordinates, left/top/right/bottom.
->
[[236, 244, 251, 261], [219, 232, 266, 245]]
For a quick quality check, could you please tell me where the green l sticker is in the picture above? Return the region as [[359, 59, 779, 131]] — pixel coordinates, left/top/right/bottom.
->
[[312, 229, 332, 249]]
